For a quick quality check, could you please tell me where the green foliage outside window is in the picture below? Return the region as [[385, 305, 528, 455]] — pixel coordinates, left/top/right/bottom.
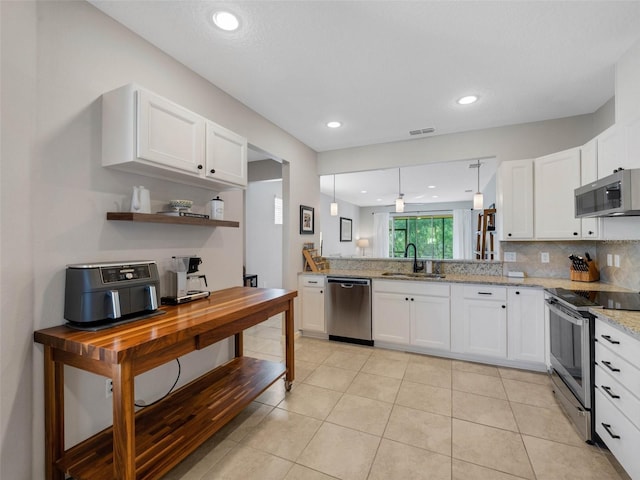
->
[[389, 215, 453, 259]]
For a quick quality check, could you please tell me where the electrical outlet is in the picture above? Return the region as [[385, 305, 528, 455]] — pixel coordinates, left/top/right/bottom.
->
[[106, 379, 113, 398], [541, 252, 550, 263], [614, 254, 621, 268], [607, 254, 613, 266], [504, 252, 516, 262]]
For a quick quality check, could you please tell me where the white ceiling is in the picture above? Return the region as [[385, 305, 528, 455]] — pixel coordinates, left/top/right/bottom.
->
[[89, 0, 640, 205]]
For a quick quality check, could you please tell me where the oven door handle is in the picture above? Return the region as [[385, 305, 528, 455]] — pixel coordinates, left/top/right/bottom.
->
[[546, 300, 585, 326]]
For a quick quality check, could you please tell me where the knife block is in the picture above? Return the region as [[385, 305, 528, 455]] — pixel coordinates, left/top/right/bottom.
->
[[570, 261, 600, 282]]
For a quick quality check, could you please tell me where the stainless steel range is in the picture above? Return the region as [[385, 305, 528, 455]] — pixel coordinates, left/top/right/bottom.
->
[[546, 287, 640, 443]]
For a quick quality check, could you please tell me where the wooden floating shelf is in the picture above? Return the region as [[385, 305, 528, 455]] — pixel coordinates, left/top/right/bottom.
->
[[58, 357, 286, 480], [107, 212, 239, 228]]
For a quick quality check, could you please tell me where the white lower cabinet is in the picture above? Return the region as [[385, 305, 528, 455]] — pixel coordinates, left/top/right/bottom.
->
[[373, 280, 450, 349], [299, 275, 326, 333], [594, 317, 640, 480], [373, 291, 411, 344], [507, 287, 545, 364], [451, 285, 507, 358]]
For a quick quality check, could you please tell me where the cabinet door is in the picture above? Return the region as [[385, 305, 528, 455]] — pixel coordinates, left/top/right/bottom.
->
[[580, 139, 600, 239], [597, 124, 627, 178], [534, 148, 582, 239], [507, 288, 545, 364], [497, 159, 534, 240], [137, 89, 205, 173], [455, 298, 507, 358], [411, 295, 450, 351], [373, 292, 411, 344], [205, 121, 248, 187], [625, 116, 640, 171], [301, 286, 325, 332]]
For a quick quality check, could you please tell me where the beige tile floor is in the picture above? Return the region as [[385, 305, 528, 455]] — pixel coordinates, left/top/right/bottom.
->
[[163, 318, 630, 480]]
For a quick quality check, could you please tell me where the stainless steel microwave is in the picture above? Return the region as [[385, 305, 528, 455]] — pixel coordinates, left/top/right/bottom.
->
[[575, 168, 640, 217]]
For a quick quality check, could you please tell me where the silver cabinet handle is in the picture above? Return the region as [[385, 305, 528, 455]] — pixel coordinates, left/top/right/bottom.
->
[[146, 285, 158, 311], [478, 292, 493, 295], [106, 290, 121, 319]]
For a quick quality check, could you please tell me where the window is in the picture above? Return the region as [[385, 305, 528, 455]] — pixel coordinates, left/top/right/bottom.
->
[[274, 196, 283, 225], [389, 214, 453, 259]]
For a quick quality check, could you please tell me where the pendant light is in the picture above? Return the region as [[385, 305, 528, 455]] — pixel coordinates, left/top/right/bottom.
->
[[473, 159, 484, 210], [395, 168, 405, 213], [330, 174, 338, 216]]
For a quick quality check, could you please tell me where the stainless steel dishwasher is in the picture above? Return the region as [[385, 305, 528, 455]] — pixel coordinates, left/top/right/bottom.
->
[[326, 277, 373, 346]]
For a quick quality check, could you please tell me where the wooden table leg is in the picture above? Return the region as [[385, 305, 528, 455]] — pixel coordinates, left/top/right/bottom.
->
[[234, 332, 243, 358], [284, 299, 295, 390], [112, 361, 136, 479], [44, 346, 65, 480]]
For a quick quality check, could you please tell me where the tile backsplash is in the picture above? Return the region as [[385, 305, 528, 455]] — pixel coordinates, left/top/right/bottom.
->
[[500, 240, 640, 291]]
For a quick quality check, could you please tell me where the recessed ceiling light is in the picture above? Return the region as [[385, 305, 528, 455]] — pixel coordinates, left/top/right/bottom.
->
[[212, 11, 239, 31], [376, 198, 382, 202], [432, 195, 439, 198], [458, 95, 478, 105], [427, 185, 436, 189], [326, 121, 342, 128], [361, 190, 367, 194]]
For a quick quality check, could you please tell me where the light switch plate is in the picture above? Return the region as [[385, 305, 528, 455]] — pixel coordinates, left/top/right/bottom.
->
[[504, 252, 516, 262], [614, 254, 621, 268], [541, 252, 549, 263], [607, 254, 613, 266]]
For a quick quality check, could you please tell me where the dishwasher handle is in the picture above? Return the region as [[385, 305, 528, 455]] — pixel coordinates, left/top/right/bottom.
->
[[327, 277, 371, 287]]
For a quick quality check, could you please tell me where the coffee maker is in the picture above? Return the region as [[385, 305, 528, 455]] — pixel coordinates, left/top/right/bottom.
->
[[161, 256, 210, 305]]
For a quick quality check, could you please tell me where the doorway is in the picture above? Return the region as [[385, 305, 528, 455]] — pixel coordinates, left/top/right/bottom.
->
[[245, 146, 285, 290]]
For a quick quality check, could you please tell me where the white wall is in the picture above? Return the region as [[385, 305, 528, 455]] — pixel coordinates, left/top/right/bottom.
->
[[616, 38, 640, 124], [246, 180, 283, 288], [0, 2, 318, 478], [318, 114, 601, 176]]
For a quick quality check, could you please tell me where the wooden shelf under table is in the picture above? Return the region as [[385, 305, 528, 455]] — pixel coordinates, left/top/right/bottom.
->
[[59, 356, 285, 480]]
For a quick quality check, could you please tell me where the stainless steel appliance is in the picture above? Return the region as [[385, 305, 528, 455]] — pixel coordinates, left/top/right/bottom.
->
[[161, 256, 210, 305], [326, 277, 373, 346], [546, 287, 640, 443], [575, 168, 640, 217], [64, 261, 162, 330]]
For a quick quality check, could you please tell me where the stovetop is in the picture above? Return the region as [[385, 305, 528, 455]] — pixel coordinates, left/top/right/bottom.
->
[[547, 288, 640, 312]]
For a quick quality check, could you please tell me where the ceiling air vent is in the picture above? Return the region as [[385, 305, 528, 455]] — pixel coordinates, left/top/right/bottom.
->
[[409, 127, 435, 136]]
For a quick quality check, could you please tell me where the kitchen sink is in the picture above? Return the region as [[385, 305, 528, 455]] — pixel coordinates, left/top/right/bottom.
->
[[381, 272, 446, 279]]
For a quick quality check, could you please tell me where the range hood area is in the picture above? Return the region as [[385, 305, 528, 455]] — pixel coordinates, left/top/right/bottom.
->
[[575, 168, 640, 217]]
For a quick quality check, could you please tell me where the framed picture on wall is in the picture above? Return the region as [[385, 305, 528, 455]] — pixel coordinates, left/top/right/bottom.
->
[[340, 217, 352, 242], [299, 205, 314, 234]]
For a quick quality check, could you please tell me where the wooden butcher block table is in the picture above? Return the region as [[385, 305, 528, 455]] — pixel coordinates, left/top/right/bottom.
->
[[34, 286, 297, 480]]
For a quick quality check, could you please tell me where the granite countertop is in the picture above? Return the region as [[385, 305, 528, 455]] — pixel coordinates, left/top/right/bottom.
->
[[299, 269, 640, 339]]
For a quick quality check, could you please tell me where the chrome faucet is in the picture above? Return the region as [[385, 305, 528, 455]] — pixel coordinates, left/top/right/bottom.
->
[[404, 243, 425, 273]]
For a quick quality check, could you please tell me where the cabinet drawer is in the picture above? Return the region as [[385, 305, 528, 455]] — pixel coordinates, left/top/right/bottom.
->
[[596, 318, 640, 370], [463, 285, 506, 301], [595, 388, 640, 480], [301, 276, 325, 288], [595, 363, 640, 430], [373, 280, 449, 297], [595, 340, 640, 400]]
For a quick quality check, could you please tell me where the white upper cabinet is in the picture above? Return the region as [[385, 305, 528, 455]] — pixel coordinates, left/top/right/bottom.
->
[[497, 159, 534, 240], [596, 124, 627, 178], [534, 147, 582, 239], [205, 121, 248, 186], [579, 139, 600, 239], [136, 89, 206, 174], [102, 84, 247, 190]]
